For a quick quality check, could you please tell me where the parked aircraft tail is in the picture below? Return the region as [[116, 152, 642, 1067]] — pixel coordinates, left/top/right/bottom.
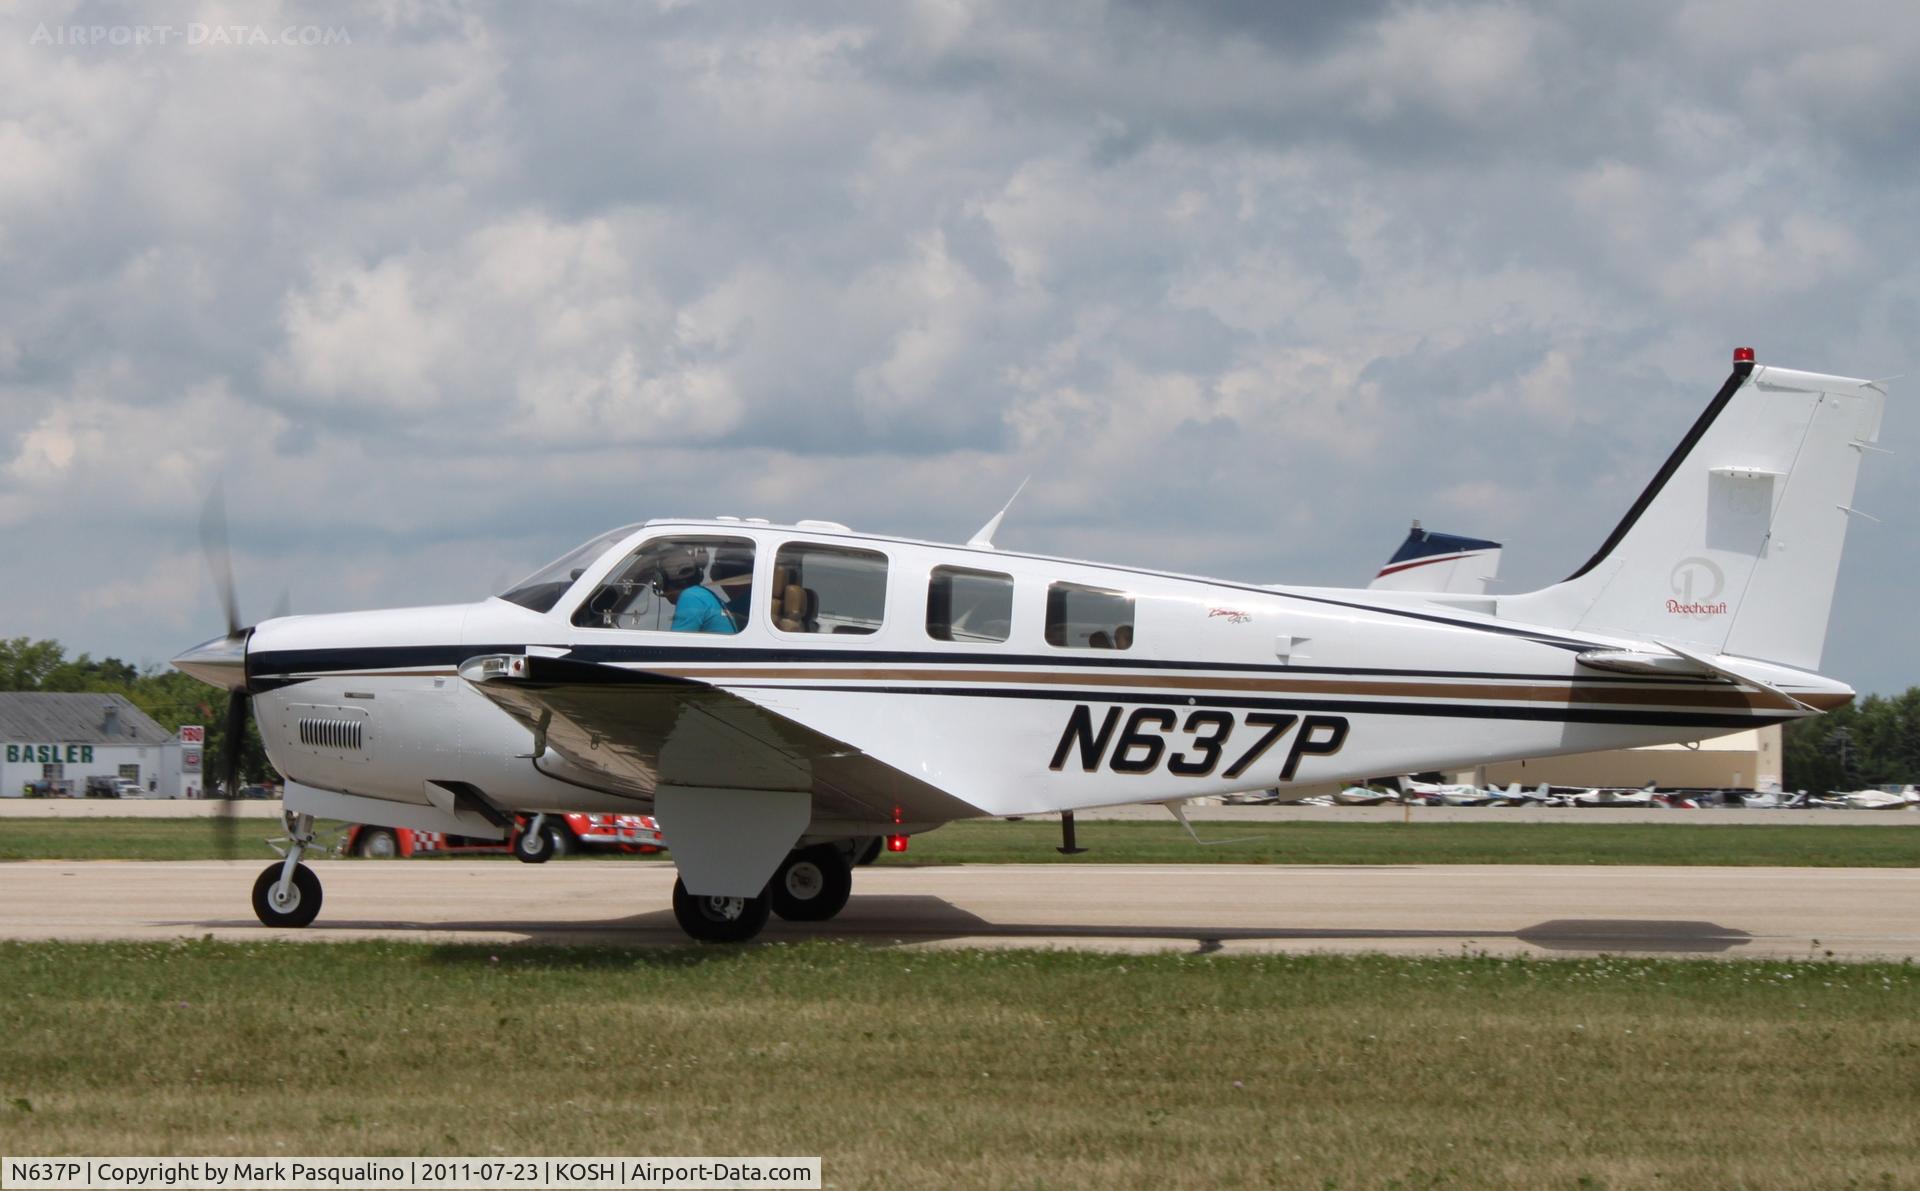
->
[[1501, 350, 1887, 672], [1367, 523, 1502, 594]]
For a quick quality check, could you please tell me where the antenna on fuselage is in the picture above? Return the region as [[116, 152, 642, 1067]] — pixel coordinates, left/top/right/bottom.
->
[[967, 476, 1030, 549]]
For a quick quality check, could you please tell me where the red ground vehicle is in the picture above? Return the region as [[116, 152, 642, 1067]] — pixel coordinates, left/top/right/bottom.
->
[[343, 813, 664, 863]]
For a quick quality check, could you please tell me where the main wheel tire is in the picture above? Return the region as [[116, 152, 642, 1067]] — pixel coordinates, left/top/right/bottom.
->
[[770, 845, 853, 922], [511, 824, 557, 864], [853, 837, 883, 867], [670, 876, 771, 943], [251, 862, 322, 928], [356, 827, 399, 858]]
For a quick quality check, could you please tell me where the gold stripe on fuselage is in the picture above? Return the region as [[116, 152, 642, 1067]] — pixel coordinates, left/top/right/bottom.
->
[[275, 662, 1842, 714], [641, 666, 1835, 713]]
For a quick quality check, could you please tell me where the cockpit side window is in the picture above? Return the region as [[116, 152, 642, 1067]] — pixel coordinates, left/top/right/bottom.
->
[[1045, 581, 1135, 649], [497, 524, 643, 613], [571, 536, 756, 633]]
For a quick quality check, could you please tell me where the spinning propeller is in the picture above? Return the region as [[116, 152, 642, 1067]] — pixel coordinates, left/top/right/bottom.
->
[[171, 486, 277, 858]]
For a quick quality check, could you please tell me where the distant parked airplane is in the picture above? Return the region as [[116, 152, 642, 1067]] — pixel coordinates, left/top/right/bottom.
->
[[1367, 523, 1502, 596]]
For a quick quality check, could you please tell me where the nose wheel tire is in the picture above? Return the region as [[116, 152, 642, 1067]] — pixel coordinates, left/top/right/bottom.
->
[[770, 844, 853, 922], [671, 876, 771, 943], [251, 862, 322, 928]]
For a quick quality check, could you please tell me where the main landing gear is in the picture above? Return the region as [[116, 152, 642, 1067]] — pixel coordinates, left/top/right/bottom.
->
[[670, 842, 859, 943], [670, 878, 771, 943], [252, 810, 323, 928], [769, 844, 853, 922]]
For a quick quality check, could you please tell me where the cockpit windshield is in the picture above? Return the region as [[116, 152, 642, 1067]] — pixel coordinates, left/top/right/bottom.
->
[[496, 524, 642, 613]]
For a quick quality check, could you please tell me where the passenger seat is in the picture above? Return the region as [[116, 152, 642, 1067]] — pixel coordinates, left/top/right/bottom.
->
[[773, 566, 818, 633]]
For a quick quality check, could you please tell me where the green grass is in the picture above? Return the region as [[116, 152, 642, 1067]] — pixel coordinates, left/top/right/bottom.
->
[[890, 818, 1920, 867], [0, 942, 1916, 1187], [5, 816, 1920, 867], [0, 818, 350, 862]]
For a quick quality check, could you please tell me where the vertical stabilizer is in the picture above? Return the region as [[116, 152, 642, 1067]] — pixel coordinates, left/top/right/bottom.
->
[[1502, 352, 1886, 671]]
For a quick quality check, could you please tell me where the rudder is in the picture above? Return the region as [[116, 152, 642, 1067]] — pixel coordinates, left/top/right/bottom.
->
[[1502, 352, 1887, 671]]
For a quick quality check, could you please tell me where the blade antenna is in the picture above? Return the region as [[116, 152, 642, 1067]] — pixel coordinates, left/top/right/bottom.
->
[[967, 476, 1030, 550], [1162, 800, 1261, 847]]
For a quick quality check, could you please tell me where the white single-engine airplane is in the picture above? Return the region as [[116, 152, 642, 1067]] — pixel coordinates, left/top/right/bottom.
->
[[174, 350, 1887, 941]]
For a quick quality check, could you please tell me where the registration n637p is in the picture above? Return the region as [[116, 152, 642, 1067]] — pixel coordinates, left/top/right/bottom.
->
[[1048, 705, 1350, 781]]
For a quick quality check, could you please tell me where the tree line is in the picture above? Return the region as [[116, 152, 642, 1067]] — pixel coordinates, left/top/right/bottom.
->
[[0, 637, 272, 786], [1781, 688, 1920, 793]]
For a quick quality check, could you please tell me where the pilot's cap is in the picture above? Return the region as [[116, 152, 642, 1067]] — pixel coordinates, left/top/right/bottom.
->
[[658, 549, 702, 586]]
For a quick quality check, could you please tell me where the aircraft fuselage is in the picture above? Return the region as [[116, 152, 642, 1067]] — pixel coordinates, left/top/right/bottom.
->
[[238, 519, 1845, 835]]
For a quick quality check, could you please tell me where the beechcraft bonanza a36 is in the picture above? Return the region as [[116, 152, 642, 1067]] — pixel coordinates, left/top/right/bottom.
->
[[173, 349, 1888, 942]]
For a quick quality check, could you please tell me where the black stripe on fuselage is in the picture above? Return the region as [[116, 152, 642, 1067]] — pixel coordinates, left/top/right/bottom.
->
[[244, 645, 1792, 727], [727, 682, 1788, 731], [247, 643, 1709, 688]]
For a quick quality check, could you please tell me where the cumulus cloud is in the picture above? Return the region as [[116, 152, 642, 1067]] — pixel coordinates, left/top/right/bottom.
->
[[0, 0, 1914, 692], [1658, 215, 1866, 304], [268, 211, 754, 444]]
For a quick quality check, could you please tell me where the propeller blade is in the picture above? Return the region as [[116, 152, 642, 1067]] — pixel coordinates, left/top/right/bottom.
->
[[215, 690, 249, 858], [198, 482, 243, 639]]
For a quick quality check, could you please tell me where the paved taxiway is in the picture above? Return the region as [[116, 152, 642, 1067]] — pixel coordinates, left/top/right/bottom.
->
[[4, 860, 1916, 960]]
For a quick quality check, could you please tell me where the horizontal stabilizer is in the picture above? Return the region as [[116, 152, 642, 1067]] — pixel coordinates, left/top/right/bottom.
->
[[1652, 639, 1819, 712]]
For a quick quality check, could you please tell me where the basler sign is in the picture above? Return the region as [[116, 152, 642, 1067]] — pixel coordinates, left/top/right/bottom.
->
[[5, 744, 96, 763]]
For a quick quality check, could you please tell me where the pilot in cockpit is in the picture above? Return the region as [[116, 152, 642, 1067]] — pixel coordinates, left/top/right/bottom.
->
[[659, 550, 737, 634]]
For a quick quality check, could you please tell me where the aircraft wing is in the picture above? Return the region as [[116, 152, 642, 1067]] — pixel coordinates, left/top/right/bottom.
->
[[457, 653, 979, 828]]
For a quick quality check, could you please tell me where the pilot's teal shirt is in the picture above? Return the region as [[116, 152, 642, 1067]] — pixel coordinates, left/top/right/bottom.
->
[[671, 584, 736, 634]]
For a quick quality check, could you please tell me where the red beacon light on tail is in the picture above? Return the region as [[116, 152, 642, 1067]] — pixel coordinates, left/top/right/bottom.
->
[[886, 834, 909, 853], [1734, 346, 1755, 364]]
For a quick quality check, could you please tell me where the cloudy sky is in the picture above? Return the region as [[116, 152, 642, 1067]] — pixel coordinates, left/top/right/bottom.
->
[[3, 0, 1915, 693]]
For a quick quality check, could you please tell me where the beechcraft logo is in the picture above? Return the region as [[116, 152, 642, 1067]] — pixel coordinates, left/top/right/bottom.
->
[[1667, 556, 1728, 617]]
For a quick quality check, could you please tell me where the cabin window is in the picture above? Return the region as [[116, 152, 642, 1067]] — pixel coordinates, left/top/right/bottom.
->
[[1045, 581, 1135, 650], [927, 566, 1013, 643], [571, 536, 755, 633], [772, 543, 888, 635]]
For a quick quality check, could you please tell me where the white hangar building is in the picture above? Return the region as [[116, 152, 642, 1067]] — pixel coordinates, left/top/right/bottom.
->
[[0, 693, 187, 798]]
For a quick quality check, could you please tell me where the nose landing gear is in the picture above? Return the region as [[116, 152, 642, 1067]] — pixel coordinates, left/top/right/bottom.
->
[[252, 810, 323, 928]]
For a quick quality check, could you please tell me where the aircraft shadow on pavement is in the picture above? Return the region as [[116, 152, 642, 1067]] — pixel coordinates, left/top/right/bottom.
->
[[792, 898, 1754, 955], [180, 899, 1753, 955]]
